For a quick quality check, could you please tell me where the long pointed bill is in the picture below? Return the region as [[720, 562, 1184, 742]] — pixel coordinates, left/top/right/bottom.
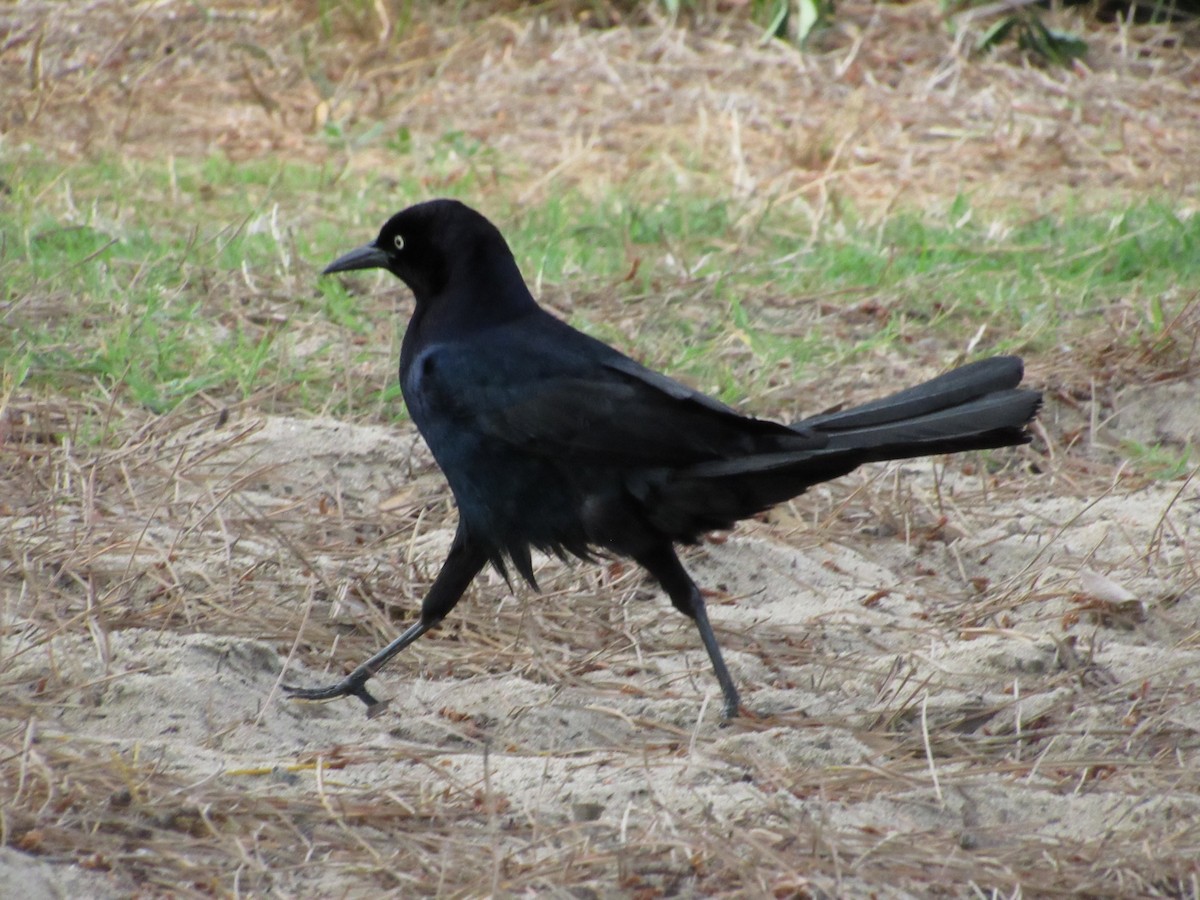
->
[[322, 243, 389, 275]]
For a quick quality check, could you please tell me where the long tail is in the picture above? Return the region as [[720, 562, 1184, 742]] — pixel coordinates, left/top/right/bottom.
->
[[798, 355, 1041, 460], [643, 356, 1041, 538]]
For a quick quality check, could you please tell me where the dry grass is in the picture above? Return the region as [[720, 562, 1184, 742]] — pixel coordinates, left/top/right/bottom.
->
[[3, 1, 1200, 897], [5, 0, 1199, 213]]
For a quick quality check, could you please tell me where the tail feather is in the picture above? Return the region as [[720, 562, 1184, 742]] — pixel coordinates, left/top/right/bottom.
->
[[814, 388, 1042, 456], [798, 356, 1026, 432], [639, 356, 1041, 540]]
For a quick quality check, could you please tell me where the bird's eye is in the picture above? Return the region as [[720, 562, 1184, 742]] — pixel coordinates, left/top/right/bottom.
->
[[393, 234, 405, 251]]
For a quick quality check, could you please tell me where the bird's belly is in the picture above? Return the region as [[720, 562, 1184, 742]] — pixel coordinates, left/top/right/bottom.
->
[[418, 420, 595, 554]]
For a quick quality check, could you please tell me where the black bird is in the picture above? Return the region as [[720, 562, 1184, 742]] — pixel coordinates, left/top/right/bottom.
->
[[285, 199, 1041, 720]]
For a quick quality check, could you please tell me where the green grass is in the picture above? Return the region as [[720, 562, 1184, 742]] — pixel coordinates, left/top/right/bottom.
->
[[1121, 440, 1194, 480], [3, 147, 1199, 428]]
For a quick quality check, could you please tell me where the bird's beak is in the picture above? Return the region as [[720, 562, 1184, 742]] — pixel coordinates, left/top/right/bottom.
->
[[322, 243, 390, 275]]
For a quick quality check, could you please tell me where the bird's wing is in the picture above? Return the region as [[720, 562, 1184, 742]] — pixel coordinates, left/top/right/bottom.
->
[[413, 338, 819, 469]]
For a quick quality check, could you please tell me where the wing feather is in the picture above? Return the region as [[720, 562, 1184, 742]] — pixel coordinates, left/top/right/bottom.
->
[[414, 337, 819, 468]]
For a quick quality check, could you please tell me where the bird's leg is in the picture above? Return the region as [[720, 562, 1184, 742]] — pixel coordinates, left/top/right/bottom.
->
[[686, 588, 742, 720], [284, 528, 486, 718], [283, 620, 432, 716], [635, 545, 742, 720]]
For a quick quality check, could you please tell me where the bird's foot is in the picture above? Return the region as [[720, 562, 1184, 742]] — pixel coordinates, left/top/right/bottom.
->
[[719, 699, 745, 724], [282, 670, 391, 719]]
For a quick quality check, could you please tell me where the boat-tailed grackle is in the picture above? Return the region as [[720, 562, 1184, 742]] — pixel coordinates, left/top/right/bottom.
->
[[285, 199, 1041, 720]]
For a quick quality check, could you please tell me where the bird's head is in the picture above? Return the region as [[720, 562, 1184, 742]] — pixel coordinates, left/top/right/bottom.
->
[[322, 199, 519, 305]]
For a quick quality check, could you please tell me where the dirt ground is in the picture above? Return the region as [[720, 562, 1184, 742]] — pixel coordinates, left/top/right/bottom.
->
[[3, 1, 1200, 897]]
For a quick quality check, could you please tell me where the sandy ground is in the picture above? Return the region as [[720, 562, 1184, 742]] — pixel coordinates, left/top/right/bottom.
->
[[5, 390, 1199, 895]]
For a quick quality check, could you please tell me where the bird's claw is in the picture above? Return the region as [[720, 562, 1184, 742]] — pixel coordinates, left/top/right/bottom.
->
[[282, 672, 390, 719]]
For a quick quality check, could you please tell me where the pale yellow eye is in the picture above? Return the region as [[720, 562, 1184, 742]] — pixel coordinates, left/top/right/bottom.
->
[[393, 234, 405, 251]]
